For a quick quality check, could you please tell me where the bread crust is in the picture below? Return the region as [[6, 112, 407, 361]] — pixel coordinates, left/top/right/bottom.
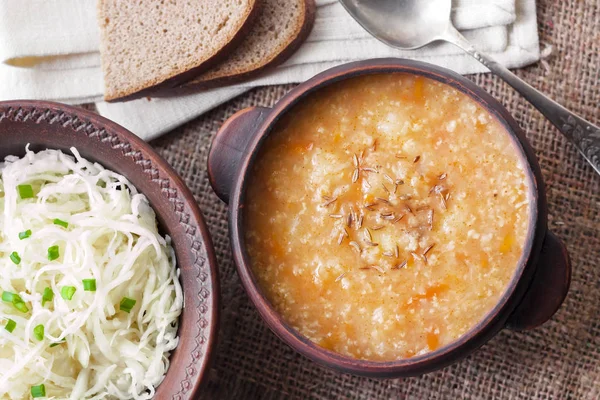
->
[[102, 0, 261, 102], [151, 0, 315, 97]]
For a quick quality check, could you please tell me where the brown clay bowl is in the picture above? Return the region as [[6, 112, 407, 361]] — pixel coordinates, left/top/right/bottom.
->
[[0, 101, 219, 398], [207, 58, 571, 378]]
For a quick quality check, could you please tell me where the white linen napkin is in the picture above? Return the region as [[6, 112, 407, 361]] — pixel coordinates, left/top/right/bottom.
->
[[0, 0, 540, 141]]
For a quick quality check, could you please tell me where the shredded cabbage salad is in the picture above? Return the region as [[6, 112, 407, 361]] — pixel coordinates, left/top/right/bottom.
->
[[0, 147, 183, 399]]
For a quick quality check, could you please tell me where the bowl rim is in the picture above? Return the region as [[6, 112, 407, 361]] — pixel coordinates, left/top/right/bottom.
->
[[227, 58, 547, 376], [0, 100, 220, 397]]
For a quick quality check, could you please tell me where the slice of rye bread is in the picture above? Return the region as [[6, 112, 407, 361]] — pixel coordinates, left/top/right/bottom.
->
[[181, 0, 315, 90], [98, 0, 259, 102]]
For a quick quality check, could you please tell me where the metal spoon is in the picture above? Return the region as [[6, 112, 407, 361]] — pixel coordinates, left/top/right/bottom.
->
[[339, 0, 600, 174]]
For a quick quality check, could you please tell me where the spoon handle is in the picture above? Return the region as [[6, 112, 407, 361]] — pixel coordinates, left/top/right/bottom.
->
[[443, 27, 600, 175]]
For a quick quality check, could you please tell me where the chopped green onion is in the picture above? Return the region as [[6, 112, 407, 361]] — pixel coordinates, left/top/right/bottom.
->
[[49, 339, 65, 348], [4, 319, 16, 333], [2, 291, 16, 303], [53, 219, 69, 228], [13, 300, 29, 313], [47, 245, 60, 261], [18, 229, 32, 240], [31, 384, 46, 398], [33, 324, 44, 341], [9, 251, 21, 265], [1, 291, 29, 313], [42, 287, 54, 306], [119, 297, 136, 313], [17, 184, 34, 199], [82, 279, 96, 292], [60, 286, 76, 301]]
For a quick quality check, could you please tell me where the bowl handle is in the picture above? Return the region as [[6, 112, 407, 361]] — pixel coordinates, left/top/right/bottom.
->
[[208, 106, 270, 203], [506, 230, 571, 331]]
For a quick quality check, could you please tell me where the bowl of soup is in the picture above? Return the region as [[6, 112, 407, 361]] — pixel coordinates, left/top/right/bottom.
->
[[207, 58, 571, 377]]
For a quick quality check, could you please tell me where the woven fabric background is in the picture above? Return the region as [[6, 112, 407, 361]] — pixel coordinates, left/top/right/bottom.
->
[[149, 0, 600, 398]]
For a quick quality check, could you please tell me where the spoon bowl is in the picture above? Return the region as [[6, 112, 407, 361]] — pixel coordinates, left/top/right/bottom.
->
[[340, 0, 451, 49], [339, 0, 600, 174]]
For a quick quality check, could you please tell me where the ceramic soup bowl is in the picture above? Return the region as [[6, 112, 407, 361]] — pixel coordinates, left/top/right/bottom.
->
[[208, 59, 570, 378]]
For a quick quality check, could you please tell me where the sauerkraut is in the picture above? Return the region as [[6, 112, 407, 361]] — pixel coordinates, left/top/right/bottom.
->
[[0, 147, 183, 399]]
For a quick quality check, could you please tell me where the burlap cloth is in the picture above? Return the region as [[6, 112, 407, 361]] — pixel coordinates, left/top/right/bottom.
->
[[148, 1, 600, 398]]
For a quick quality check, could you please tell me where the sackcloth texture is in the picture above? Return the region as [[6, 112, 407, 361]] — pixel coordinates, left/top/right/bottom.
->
[[142, 0, 599, 398]]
